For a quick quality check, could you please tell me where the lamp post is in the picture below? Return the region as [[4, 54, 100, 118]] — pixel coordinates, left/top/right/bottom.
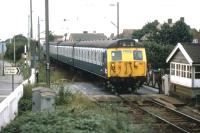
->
[[110, 2, 119, 38]]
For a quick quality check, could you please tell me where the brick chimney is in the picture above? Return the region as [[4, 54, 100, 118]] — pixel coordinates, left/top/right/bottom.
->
[[180, 17, 184, 22], [83, 31, 88, 34], [168, 18, 172, 24]]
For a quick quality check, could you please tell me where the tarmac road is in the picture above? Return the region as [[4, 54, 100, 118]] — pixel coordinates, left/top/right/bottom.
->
[[0, 60, 23, 102]]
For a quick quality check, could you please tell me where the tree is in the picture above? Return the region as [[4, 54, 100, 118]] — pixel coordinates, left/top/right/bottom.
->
[[5, 35, 27, 61], [171, 20, 193, 44], [49, 31, 55, 41], [156, 23, 173, 44], [132, 21, 159, 41], [133, 20, 193, 45], [132, 29, 144, 40], [144, 42, 174, 69]]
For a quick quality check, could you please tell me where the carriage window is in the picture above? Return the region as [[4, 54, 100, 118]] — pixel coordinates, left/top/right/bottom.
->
[[112, 51, 122, 61], [133, 50, 143, 60]]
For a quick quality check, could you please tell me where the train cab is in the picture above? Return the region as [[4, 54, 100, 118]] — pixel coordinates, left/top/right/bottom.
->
[[106, 40, 147, 79]]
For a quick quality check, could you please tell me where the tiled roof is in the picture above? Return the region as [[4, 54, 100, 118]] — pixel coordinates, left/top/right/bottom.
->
[[182, 43, 200, 64], [69, 33, 107, 41]]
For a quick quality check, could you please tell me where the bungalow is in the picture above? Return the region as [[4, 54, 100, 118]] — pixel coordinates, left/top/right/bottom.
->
[[166, 43, 200, 98]]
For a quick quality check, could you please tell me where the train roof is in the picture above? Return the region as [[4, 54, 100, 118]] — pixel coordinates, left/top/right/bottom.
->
[[49, 39, 144, 48], [49, 41, 74, 46], [75, 39, 143, 48]]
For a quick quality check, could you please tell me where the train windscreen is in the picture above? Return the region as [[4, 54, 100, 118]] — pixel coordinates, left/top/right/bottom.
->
[[133, 50, 143, 60]]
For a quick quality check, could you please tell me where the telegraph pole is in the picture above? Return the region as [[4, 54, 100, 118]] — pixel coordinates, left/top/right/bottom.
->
[[2, 43, 4, 76], [27, 15, 30, 59], [30, 0, 35, 69], [30, 0, 33, 39], [38, 16, 40, 61], [117, 2, 119, 38], [12, 36, 16, 91], [45, 0, 50, 87]]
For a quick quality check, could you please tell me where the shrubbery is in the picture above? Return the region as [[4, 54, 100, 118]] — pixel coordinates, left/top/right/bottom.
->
[[4, 34, 37, 61], [1, 86, 152, 133], [144, 41, 174, 69], [18, 85, 33, 115]]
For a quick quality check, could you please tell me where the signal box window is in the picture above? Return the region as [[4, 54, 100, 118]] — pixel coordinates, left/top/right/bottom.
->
[[195, 66, 200, 79], [112, 51, 122, 61], [133, 50, 143, 60]]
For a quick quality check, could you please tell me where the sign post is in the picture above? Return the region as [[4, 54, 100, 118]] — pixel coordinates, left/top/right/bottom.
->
[[4, 66, 21, 75], [4, 66, 21, 91]]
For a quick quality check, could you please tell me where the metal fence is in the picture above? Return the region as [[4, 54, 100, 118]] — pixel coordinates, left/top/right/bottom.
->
[[0, 71, 35, 131]]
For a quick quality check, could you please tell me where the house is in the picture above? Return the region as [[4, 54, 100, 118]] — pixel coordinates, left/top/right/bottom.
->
[[121, 29, 138, 39], [54, 35, 64, 41], [166, 43, 200, 98], [68, 31, 107, 42]]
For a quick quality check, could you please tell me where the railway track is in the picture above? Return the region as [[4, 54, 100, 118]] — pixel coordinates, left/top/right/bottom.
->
[[118, 95, 200, 133]]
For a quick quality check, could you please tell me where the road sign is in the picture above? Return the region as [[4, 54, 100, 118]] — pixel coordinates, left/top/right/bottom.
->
[[4, 67, 21, 75]]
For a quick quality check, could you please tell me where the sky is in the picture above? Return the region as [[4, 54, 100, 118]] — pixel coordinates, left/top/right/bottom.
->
[[0, 0, 200, 40]]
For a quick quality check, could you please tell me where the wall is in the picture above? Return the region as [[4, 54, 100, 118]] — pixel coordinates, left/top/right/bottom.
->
[[0, 72, 35, 131]]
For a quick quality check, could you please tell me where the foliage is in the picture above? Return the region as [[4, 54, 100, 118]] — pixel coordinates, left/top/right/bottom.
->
[[5, 35, 27, 61], [156, 23, 173, 44], [1, 92, 152, 133], [17, 59, 31, 79], [144, 41, 174, 69], [4, 34, 40, 62], [49, 31, 55, 42], [18, 85, 33, 115], [38, 62, 46, 83], [132, 20, 193, 45], [132, 21, 158, 41], [171, 20, 193, 43], [55, 85, 72, 105]]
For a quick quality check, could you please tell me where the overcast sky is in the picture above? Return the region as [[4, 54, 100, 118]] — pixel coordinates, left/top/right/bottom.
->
[[0, 0, 200, 40]]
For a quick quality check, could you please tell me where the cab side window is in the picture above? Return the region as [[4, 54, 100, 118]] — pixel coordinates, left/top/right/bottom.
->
[[133, 50, 143, 60], [112, 51, 122, 61]]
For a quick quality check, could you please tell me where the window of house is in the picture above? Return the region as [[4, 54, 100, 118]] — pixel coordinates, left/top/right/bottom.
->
[[181, 65, 186, 77], [171, 62, 191, 78], [176, 64, 180, 76], [186, 66, 192, 78], [195, 66, 200, 79], [170, 63, 175, 75]]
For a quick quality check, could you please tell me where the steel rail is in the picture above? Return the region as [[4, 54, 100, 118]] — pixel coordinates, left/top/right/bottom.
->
[[140, 101, 200, 133], [117, 94, 200, 133]]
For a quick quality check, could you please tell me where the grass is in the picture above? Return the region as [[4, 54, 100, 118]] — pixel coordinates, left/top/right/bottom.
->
[[1, 85, 153, 133]]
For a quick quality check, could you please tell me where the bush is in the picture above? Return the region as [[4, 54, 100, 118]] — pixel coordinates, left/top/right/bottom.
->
[[55, 85, 72, 105], [18, 85, 33, 115], [144, 42, 174, 69]]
